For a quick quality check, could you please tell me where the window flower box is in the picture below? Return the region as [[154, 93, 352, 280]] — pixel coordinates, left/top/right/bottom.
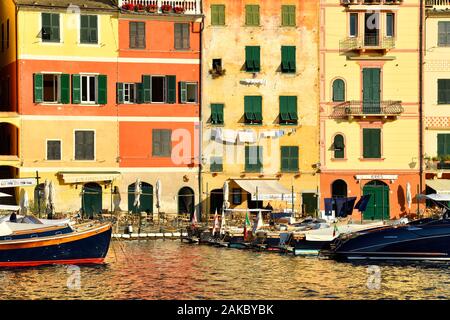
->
[[135, 3, 145, 12], [161, 4, 172, 13], [146, 4, 158, 13], [122, 3, 134, 11], [174, 6, 185, 14]]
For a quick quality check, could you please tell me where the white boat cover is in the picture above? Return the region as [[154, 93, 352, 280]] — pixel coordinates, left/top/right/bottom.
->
[[233, 179, 291, 200], [303, 221, 384, 242], [0, 204, 20, 211]]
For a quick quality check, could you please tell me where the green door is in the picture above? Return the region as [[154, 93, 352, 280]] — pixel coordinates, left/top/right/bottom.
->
[[82, 183, 102, 218], [302, 193, 318, 215], [363, 181, 389, 220], [128, 182, 153, 214], [363, 68, 381, 114]]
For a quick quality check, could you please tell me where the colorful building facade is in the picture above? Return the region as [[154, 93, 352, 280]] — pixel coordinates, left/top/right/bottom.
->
[[201, 0, 320, 217], [320, 0, 423, 220]]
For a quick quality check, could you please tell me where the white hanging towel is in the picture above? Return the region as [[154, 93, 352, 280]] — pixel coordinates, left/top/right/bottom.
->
[[261, 130, 277, 138], [221, 129, 238, 144], [211, 128, 222, 141], [238, 130, 257, 143]]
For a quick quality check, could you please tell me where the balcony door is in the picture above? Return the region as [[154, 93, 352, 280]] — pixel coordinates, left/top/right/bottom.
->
[[364, 13, 379, 46], [362, 68, 381, 114]]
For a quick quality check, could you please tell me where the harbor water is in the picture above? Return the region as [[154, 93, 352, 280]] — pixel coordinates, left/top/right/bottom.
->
[[0, 240, 449, 300]]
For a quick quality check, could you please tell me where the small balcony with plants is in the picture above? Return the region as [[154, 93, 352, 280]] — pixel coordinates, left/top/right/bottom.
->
[[340, 35, 395, 55], [425, 0, 450, 10], [333, 100, 403, 120], [118, 0, 201, 15], [341, 0, 403, 5], [425, 155, 450, 171]]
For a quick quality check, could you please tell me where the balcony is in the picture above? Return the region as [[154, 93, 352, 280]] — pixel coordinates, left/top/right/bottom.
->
[[333, 101, 404, 120], [340, 36, 395, 54], [426, 0, 450, 9], [118, 0, 202, 15], [341, 0, 403, 5]]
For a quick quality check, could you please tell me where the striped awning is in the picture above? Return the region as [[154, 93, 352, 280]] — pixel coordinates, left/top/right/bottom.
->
[[59, 172, 121, 184], [233, 179, 293, 201], [426, 179, 450, 194]]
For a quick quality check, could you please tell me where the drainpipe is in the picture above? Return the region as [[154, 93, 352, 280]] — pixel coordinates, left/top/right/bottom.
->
[[198, 15, 205, 221], [419, 0, 424, 213]]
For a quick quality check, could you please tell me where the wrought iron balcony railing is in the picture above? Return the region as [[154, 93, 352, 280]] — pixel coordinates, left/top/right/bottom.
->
[[333, 101, 404, 118], [118, 0, 201, 15], [340, 36, 395, 53], [341, 0, 403, 5], [425, 0, 450, 8]]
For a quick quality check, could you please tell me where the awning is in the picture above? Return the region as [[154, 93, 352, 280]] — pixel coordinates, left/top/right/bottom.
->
[[0, 204, 20, 211], [59, 172, 121, 184], [233, 179, 295, 201], [0, 192, 12, 198], [426, 179, 450, 194], [418, 193, 450, 202]]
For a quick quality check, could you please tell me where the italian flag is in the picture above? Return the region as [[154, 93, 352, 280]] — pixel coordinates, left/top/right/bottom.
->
[[244, 212, 251, 240]]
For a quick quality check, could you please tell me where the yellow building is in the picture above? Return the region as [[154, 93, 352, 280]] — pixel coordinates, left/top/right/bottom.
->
[[423, 0, 450, 194], [320, 0, 423, 220], [201, 0, 320, 218]]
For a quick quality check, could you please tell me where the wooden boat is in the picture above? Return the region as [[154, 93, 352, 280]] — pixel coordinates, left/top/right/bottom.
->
[[0, 222, 112, 267]]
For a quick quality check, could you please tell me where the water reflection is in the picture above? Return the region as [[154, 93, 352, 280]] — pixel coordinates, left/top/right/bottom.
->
[[0, 240, 449, 300]]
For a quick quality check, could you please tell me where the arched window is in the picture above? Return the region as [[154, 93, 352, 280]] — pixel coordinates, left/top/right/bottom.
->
[[331, 179, 348, 198], [333, 134, 345, 159], [332, 79, 345, 102]]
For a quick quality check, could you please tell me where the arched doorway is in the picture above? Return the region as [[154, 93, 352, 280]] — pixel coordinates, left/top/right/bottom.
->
[[363, 180, 389, 220], [82, 183, 102, 219], [331, 179, 347, 198], [210, 188, 223, 214], [0, 166, 18, 205], [128, 182, 153, 214], [178, 187, 195, 215]]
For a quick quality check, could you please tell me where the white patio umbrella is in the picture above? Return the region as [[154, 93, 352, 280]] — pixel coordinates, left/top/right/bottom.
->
[[406, 182, 412, 211], [220, 208, 226, 235], [252, 210, 264, 234], [19, 189, 29, 214], [49, 181, 56, 215], [212, 209, 219, 235], [156, 179, 162, 212], [43, 179, 50, 211], [0, 192, 12, 198], [223, 180, 230, 210], [113, 186, 121, 213], [133, 178, 142, 212], [191, 207, 198, 226]]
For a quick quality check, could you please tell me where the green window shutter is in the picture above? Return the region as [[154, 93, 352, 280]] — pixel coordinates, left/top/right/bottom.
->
[[334, 135, 345, 159], [80, 15, 89, 43], [291, 146, 299, 171], [363, 129, 381, 158], [152, 129, 161, 156], [253, 46, 260, 71], [166, 75, 176, 104], [211, 103, 224, 124], [244, 96, 255, 121], [363, 129, 371, 158], [136, 83, 143, 104], [281, 146, 290, 171], [245, 46, 253, 71], [97, 75, 107, 105], [282, 6, 295, 27], [245, 146, 262, 172], [280, 96, 289, 121], [60, 74, 70, 104], [210, 157, 223, 172], [218, 5, 225, 25], [72, 74, 81, 104], [34, 73, 43, 103], [211, 5, 225, 26], [90, 15, 98, 43], [289, 46, 296, 72], [281, 46, 289, 72], [116, 83, 124, 104], [161, 130, 172, 157], [289, 5, 296, 26], [253, 96, 262, 121], [51, 13, 60, 42], [437, 134, 450, 157], [333, 79, 345, 102], [438, 79, 450, 104], [281, 46, 296, 73], [142, 75, 152, 103], [179, 81, 187, 103], [288, 96, 298, 121], [245, 6, 253, 26]]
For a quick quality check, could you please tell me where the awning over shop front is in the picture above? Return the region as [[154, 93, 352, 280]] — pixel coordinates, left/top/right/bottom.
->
[[233, 179, 294, 201], [426, 179, 450, 194], [59, 172, 121, 184], [418, 193, 450, 202]]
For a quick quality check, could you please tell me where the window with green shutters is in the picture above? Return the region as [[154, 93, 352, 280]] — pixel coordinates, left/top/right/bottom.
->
[[281, 46, 296, 73], [245, 5, 260, 26], [333, 135, 345, 159], [74, 130, 95, 161], [152, 129, 172, 157], [438, 21, 450, 47], [332, 79, 345, 102], [140, 75, 176, 104], [211, 5, 225, 26], [210, 156, 223, 172], [33, 73, 70, 104], [179, 82, 197, 104], [41, 13, 60, 42], [279, 96, 298, 125], [47, 140, 61, 160], [211, 103, 224, 125], [438, 79, 450, 104], [80, 15, 98, 44], [245, 146, 263, 172], [281, 146, 299, 172], [363, 128, 381, 159], [281, 5, 296, 27], [71, 74, 107, 105], [244, 96, 262, 124], [245, 46, 261, 72], [437, 134, 450, 157], [166, 76, 177, 104]]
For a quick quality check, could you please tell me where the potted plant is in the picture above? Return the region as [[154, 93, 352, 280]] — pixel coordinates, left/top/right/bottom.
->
[[161, 4, 172, 13], [174, 6, 185, 14], [122, 3, 134, 11], [135, 3, 145, 12], [146, 4, 158, 13]]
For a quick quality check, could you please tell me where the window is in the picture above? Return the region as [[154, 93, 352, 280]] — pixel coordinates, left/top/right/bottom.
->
[[212, 59, 222, 72], [179, 82, 198, 103], [129, 21, 145, 49], [363, 128, 381, 159], [34, 73, 70, 104], [75, 131, 95, 161], [279, 96, 298, 125], [211, 103, 224, 125], [281, 5, 296, 27], [332, 79, 345, 102], [210, 156, 223, 172], [349, 13, 358, 37], [42, 13, 60, 42], [244, 96, 262, 124], [232, 188, 242, 205], [333, 135, 345, 159], [174, 23, 190, 50], [438, 22, 450, 47], [71, 74, 107, 105], [152, 129, 172, 157], [141, 75, 176, 104], [281, 146, 299, 172], [386, 13, 394, 37], [245, 46, 260, 72], [438, 79, 450, 104], [437, 134, 450, 157], [245, 146, 263, 172], [364, 13, 379, 46], [47, 140, 61, 160], [211, 5, 225, 26], [245, 5, 260, 26], [117, 83, 137, 104], [152, 76, 166, 103], [281, 46, 296, 73], [80, 15, 98, 44]]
